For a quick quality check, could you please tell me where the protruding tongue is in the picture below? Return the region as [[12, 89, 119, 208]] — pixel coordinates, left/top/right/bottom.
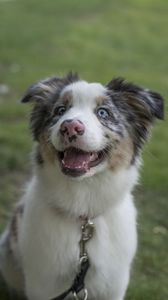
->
[[62, 148, 97, 171]]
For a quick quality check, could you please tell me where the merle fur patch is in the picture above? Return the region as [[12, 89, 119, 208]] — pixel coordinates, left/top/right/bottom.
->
[[96, 97, 125, 137], [21, 72, 79, 140], [106, 78, 164, 157]]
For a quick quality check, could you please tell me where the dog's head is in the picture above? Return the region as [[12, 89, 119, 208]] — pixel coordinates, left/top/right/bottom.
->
[[22, 73, 164, 179]]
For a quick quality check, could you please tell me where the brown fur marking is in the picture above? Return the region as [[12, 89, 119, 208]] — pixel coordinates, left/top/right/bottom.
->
[[39, 132, 56, 164], [9, 203, 24, 242], [61, 90, 73, 106], [109, 136, 134, 171], [96, 96, 107, 107]]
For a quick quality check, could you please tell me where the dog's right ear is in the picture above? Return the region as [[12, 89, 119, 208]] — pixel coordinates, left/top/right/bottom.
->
[[20, 77, 66, 141], [21, 73, 80, 104], [20, 73, 80, 141], [21, 77, 64, 104]]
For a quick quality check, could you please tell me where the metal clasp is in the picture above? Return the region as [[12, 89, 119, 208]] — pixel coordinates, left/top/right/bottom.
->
[[79, 219, 94, 259], [73, 288, 88, 300]]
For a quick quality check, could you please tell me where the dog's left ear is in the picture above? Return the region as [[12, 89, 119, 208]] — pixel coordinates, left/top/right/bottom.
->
[[106, 78, 164, 122]]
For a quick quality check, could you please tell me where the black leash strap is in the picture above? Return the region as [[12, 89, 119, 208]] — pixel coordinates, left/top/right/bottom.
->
[[51, 218, 94, 300], [51, 288, 71, 300], [51, 258, 90, 300]]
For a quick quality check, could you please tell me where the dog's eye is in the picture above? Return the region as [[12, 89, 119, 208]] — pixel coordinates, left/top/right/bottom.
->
[[54, 106, 66, 116], [97, 107, 110, 119]]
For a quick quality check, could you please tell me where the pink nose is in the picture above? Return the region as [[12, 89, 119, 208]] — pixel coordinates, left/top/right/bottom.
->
[[60, 119, 85, 137]]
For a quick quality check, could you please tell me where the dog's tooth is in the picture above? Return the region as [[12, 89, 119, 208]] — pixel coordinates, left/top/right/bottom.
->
[[64, 150, 67, 158], [90, 152, 98, 161], [82, 161, 89, 170]]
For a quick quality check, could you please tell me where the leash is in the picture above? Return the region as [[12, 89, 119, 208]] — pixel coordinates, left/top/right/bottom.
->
[[51, 218, 94, 300]]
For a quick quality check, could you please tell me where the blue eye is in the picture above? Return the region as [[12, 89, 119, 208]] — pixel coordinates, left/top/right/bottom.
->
[[97, 107, 109, 119], [55, 106, 66, 116]]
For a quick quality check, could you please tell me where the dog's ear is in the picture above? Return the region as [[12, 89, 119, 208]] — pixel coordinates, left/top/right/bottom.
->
[[21, 72, 80, 104], [106, 78, 164, 122], [21, 77, 64, 104], [107, 78, 164, 155]]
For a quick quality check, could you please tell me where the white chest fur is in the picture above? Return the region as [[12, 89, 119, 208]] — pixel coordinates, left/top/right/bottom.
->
[[19, 168, 137, 300]]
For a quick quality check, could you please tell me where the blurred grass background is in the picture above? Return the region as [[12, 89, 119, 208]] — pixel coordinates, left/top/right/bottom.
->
[[0, 0, 167, 299]]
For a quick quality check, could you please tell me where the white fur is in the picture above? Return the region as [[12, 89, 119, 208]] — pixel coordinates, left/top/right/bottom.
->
[[19, 165, 138, 300], [51, 81, 108, 154], [0, 80, 139, 300]]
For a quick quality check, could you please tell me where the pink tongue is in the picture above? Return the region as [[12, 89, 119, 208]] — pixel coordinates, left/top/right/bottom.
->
[[62, 149, 92, 170]]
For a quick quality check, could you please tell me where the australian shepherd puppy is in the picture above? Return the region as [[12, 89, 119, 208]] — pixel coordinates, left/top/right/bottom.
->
[[0, 73, 164, 300]]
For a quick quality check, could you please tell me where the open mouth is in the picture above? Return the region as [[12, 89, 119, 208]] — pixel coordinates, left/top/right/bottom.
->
[[57, 147, 107, 177]]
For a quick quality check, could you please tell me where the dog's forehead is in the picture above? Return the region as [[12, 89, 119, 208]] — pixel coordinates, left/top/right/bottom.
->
[[61, 80, 106, 106]]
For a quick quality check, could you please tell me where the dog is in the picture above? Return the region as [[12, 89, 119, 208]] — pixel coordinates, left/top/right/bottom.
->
[[0, 73, 164, 300]]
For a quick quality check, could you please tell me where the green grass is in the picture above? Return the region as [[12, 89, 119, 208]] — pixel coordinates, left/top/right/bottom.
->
[[0, 0, 168, 299]]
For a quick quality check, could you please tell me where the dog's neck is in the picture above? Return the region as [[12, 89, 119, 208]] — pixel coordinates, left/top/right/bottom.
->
[[33, 160, 139, 219]]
